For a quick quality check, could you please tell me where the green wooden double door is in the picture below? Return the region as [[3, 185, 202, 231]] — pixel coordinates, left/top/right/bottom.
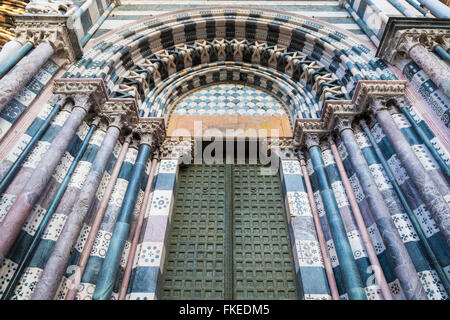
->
[[160, 164, 298, 300]]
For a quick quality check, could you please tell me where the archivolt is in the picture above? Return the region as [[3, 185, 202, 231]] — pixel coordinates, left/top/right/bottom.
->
[[64, 7, 396, 118]]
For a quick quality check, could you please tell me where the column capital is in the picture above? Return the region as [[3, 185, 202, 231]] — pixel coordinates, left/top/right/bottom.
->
[[72, 93, 92, 113], [334, 117, 353, 135], [13, 12, 82, 63], [135, 118, 166, 148], [304, 133, 321, 150], [376, 18, 450, 64], [53, 78, 109, 113], [100, 98, 139, 132], [293, 119, 328, 147], [368, 98, 389, 114], [160, 137, 193, 162]]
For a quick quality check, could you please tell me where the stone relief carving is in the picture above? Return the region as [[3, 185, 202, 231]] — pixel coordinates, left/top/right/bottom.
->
[[25, 0, 75, 15]]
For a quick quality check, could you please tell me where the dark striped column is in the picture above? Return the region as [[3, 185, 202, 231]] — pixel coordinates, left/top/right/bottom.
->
[[0, 95, 92, 264], [306, 133, 367, 300], [336, 117, 427, 300], [0, 42, 54, 112], [30, 116, 123, 300], [93, 133, 154, 300], [370, 100, 450, 244]]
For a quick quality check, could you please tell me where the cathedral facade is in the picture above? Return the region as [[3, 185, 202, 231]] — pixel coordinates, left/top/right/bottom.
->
[[0, 0, 449, 300]]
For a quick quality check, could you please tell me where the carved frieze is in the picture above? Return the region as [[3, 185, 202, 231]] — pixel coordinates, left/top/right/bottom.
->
[[378, 23, 450, 64], [53, 78, 109, 112]]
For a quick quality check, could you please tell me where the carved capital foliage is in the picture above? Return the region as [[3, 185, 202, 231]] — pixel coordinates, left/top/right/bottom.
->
[[53, 79, 108, 112], [291, 80, 408, 148], [160, 137, 193, 161], [14, 14, 81, 63], [100, 98, 139, 131], [352, 80, 407, 112], [304, 133, 321, 149], [334, 117, 353, 134], [293, 119, 328, 147], [136, 118, 166, 148], [383, 28, 450, 63]]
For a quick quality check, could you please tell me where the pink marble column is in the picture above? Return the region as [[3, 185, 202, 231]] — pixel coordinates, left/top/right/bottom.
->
[[0, 42, 54, 111], [118, 157, 158, 300], [0, 96, 91, 264], [408, 43, 450, 99], [65, 136, 131, 300], [328, 137, 393, 300], [299, 156, 340, 300]]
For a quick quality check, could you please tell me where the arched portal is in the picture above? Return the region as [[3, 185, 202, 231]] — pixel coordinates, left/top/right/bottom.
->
[[0, 5, 449, 302]]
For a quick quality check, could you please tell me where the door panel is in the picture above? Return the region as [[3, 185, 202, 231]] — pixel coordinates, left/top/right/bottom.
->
[[160, 165, 226, 299], [232, 165, 298, 299], [160, 164, 298, 300]]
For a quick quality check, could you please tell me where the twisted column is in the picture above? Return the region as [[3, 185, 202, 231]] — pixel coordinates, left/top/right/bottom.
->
[[30, 116, 123, 300], [0, 42, 54, 111], [306, 134, 367, 300], [93, 133, 154, 300], [370, 100, 450, 244], [336, 117, 427, 300], [0, 95, 92, 265]]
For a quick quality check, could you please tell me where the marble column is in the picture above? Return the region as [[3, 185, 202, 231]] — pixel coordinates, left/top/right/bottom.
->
[[299, 155, 340, 300], [118, 157, 158, 300], [306, 134, 367, 300], [64, 135, 131, 300], [1, 120, 98, 301], [337, 118, 427, 300], [0, 41, 34, 79], [0, 96, 91, 265], [0, 42, 54, 111], [0, 41, 23, 67], [328, 137, 393, 300], [30, 118, 122, 300], [406, 41, 450, 99], [93, 134, 153, 300], [371, 100, 450, 244], [415, 0, 450, 18]]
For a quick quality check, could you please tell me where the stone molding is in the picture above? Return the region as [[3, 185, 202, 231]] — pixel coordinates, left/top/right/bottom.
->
[[385, 29, 450, 63], [293, 80, 408, 145], [376, 17, 450, 64]]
